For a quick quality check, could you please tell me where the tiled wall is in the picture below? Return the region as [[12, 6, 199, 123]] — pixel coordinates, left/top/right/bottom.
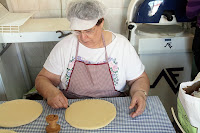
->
[[7, 0, 131, 35], [5, 0, 131, 86]]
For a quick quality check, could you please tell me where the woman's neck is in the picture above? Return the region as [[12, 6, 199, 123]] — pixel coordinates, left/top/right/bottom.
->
[[78, 30, 112, 49], [89, 31, 112, 48]]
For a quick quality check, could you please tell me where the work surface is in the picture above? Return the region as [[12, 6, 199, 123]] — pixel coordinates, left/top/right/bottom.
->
[[0, 96, 175, 133]]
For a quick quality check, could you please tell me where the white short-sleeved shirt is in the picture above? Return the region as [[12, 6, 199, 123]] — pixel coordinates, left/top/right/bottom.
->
[[44, 31, 145, 92]]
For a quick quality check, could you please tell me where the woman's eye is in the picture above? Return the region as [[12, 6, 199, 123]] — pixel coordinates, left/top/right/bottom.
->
[[86, 30, 91, 33]]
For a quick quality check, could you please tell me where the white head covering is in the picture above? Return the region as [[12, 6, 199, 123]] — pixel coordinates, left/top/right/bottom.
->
[[66, 0, 106, 30]]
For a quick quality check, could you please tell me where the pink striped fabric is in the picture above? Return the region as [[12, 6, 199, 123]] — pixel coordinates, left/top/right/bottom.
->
[[63, 33, 121, 98]]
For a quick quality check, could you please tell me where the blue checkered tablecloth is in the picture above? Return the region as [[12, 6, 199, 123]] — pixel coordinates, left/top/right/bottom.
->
[[0, 96, 175, 133]]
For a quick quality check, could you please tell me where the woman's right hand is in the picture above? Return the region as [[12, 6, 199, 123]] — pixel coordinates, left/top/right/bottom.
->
[[47, 90, 69, 109], [35, 68, 68, 109]]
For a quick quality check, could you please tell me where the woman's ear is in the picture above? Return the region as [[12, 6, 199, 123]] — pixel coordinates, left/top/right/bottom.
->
[[99, 18, 104, 28], [100, 18, 104, 28]]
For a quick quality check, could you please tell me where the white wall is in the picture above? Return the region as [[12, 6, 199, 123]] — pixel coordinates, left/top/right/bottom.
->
[[5, 0, 131, 85], [6, 0, 131, 35]]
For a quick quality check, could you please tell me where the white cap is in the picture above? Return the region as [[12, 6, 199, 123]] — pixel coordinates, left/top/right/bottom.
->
[[70, 17, 99, 30], [66, 0, 106, 31]]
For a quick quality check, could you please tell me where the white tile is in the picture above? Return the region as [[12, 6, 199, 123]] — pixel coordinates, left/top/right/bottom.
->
[[101, 0, 123, 8], [123, 0, 131, 8], [61, 10, 67, 18], [61, 0, 68, 10], [32, 11, 41, 18], [17, 0, 39, 11], [35, 10, 48, 18], [34, 12, 46, 18], [104, 8, 128, 35], [36, 10, 61, 18], [61, 0, 68, 17], [15, 9, 37, 13], [48, 10, 61, 17], [63, 0, 76, 11], [39, 0, 61, 10], [9, 0, 18, 12]]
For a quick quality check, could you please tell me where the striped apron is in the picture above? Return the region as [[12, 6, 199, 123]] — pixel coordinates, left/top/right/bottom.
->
[[62, 34, 121, 98]]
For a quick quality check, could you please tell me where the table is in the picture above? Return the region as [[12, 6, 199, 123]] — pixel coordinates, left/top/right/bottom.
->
[[0, 96, 175, 133]]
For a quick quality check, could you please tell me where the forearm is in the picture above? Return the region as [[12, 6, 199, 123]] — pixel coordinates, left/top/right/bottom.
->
[[129, 72, 150, 99], [128, 72, 150, 118], [35, 75, 60, 99]]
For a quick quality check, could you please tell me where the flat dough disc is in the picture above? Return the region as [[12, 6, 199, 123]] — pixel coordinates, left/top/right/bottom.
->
[[0, 99, 43, 127], [0, 129, 16, 133], [65, 99, 116, 130]]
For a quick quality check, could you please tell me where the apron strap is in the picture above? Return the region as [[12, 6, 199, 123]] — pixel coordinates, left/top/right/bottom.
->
[[75, 40, 79, 60], [102, 32, 109, 62], [75, 32, 109, 62]]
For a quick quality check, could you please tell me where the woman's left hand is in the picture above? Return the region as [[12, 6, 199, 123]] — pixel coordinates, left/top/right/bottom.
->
[[129, 90, 146, 118]]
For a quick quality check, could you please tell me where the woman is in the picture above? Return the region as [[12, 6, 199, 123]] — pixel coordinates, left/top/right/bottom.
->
[[35, 0, 150, 118]]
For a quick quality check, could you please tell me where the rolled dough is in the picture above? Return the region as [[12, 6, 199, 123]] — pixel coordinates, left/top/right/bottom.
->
[[65, 99, 116, 130], [0, 99, 43, 127]]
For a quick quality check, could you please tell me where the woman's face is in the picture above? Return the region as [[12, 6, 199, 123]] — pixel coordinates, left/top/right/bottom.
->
[[75, 20, 104, 47]]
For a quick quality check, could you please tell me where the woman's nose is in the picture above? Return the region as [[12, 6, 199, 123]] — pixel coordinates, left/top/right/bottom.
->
[[80, 32, 88, 40]]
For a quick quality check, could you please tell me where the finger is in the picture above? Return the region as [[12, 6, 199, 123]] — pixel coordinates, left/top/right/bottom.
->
[[130, 105, 143, 118], [47, 91, 64, 109], [64, 97, 69, 107], [59, 96, 68, 108], [55, 99, 63, 108], [49, 97, 63, 109], [130, 112, 140, 118], [130, 100, 145, 118], [62, 93, 69, 107], [129, 98, 137, 109], [52, 103, 59, 109]]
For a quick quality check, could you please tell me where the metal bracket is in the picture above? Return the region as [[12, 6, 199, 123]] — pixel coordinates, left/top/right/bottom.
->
[[56, 30, 72, 38]]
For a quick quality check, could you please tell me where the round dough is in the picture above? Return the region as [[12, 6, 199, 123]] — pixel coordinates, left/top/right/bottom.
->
[[65, 99, 116, 130], [0, 129, 16, 133], [0, 99, 43, 127]]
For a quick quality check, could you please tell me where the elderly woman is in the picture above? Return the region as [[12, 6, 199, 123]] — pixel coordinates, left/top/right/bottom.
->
[[35, 0, 150, 118]]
